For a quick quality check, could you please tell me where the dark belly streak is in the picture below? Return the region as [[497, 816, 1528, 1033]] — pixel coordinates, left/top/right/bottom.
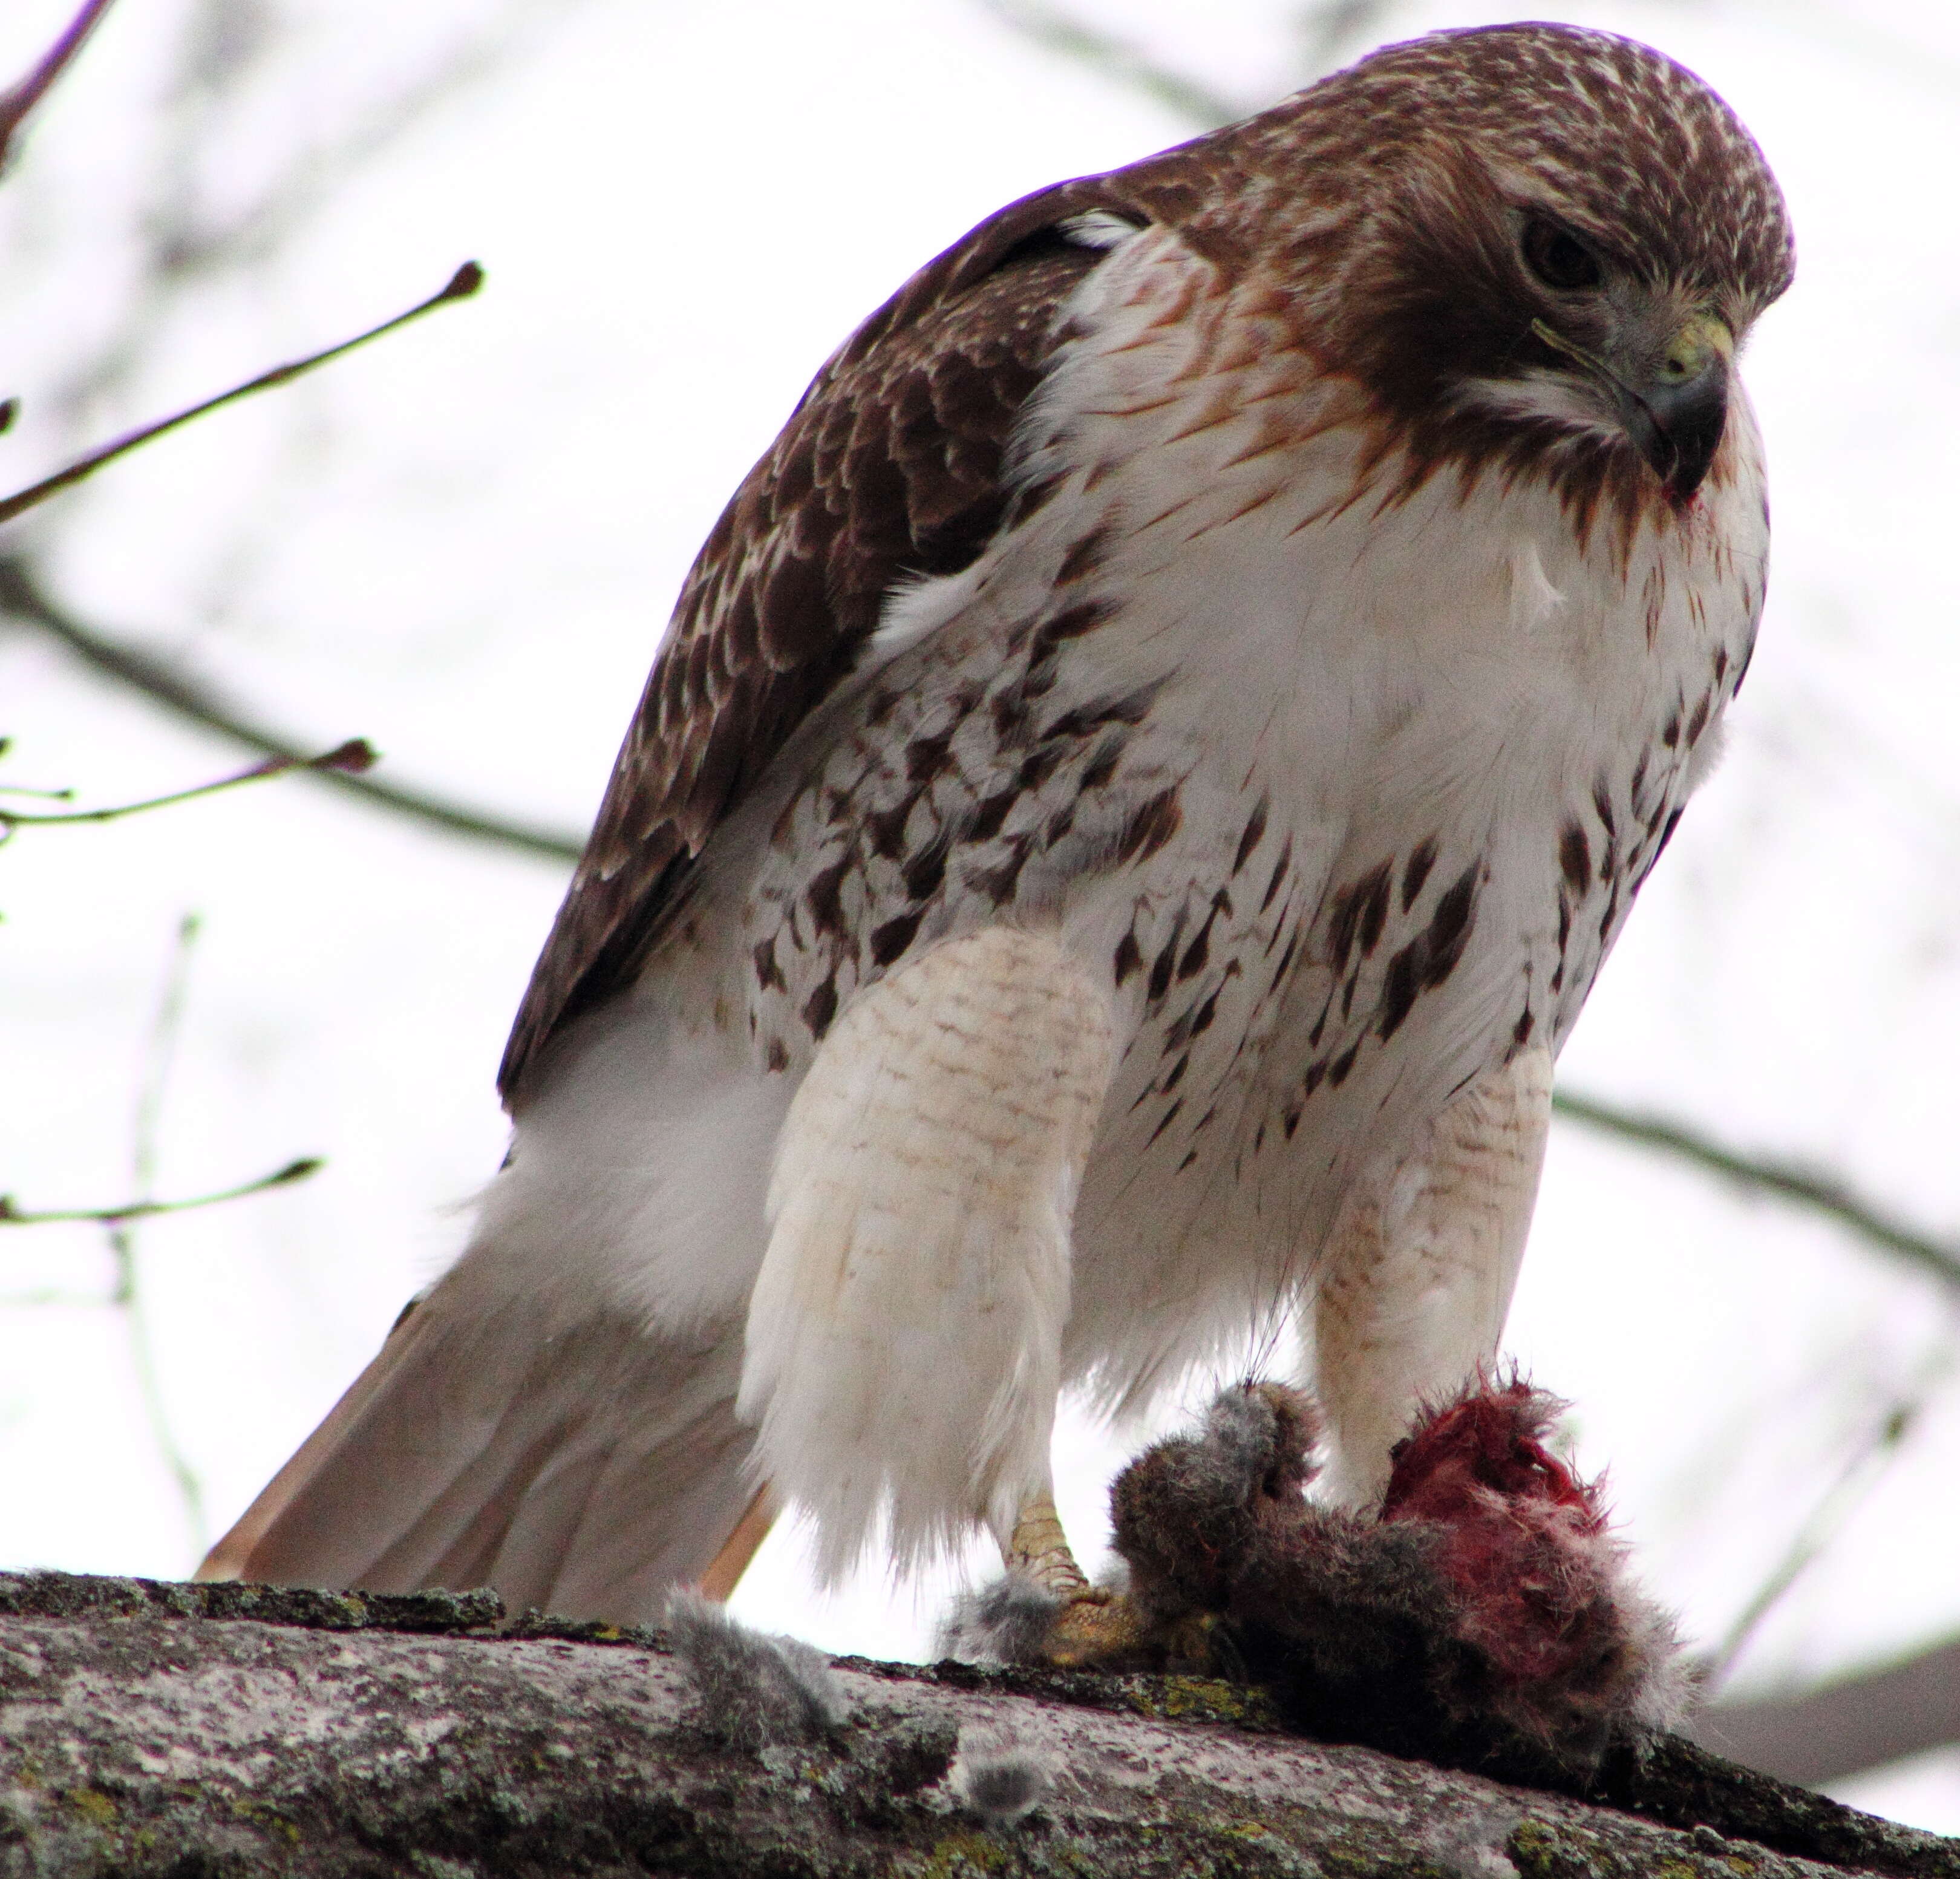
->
[[733, 538, 1739, 1247]]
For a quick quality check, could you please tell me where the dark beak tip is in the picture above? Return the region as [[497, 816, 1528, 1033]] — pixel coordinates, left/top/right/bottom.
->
[[1626, 369, 1728, 505], [1664, 406, 1726, 504]]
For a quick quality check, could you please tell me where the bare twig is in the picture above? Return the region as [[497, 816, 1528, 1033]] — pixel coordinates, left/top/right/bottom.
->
[[1696, 1630, 1960, 1788], [0, 1158, 319, 1228], [1291, 2, 1395, 83], [46, 0, 590, 423], [1552, 1090, 1960, 1295], [1702, 1330, 1956, 1696], [979, 0, 1396, 125], [0, 264, 483, 529], [114, 915, 207, 1545], [0, 555, 584, 862], [0, 0, 120, 171], [977, 0, 1244, 126], [0, 741, 374, 840], [150, 5, 557, 284]]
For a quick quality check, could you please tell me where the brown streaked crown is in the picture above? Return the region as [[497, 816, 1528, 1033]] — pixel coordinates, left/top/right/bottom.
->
[[1182, 23, 1792, 310]]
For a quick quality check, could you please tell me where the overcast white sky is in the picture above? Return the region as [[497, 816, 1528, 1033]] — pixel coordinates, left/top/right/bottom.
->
[[1, 0, 1956, 1834]]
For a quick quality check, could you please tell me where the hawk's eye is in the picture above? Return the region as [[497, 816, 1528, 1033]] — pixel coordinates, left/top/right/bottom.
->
[[1521, 219, 1604, 293]]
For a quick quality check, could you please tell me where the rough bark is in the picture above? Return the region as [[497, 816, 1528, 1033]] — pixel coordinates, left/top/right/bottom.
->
[[0, 1570, 1953, 1879]]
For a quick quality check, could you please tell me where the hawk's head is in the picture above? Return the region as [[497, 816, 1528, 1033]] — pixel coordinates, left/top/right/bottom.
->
[[1136, 24, 1794, 529]]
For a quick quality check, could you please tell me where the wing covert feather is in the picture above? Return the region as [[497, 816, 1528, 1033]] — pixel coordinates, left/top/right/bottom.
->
[[498, 180, 1140, 1101]]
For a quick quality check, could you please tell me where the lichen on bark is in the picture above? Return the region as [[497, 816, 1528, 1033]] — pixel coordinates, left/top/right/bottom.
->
[[0, 1570, 1952, 1878]]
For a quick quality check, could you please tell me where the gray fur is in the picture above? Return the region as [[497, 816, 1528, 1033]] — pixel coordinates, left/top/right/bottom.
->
[[664, 1589, 848, 1751], [1195, 1386, 1287, 1501], [935, 1569, 1065, 1665], [948, 1726, 1058, 1825]]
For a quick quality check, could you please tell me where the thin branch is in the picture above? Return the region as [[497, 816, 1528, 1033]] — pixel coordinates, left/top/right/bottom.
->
[[0, 555, 584, 862], [1696, 1631, 1960, 1788], [1551, 1090, 1960, 1295], [0, 1289, 117, 1308], [126, 914, 200, 1209], [977, 0, 1245, 127], [0, 915, 322, 1560], [0, 263, 483, 529], [108, 913, 209, 1546], [148, 5, 557, 286], [0, 0, 120, 171], [1705, 1331, 1955, 1694], [0, 740, 374, 837], [34, 0, 577, 430], [0, 1157, 319, 1228], [1291, 2, 1396, 83]]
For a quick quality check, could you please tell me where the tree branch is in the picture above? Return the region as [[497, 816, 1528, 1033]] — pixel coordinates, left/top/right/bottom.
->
[[0, 1156, 319, 1227], [1551, 1091, 1960, 1294], [0, 741, 374, 838], [1697, 1635, 1960, 1792], [0, 264, 482, 529], [0, 0, 120, 171], [0, 554, 584, 862], [105, 912, 211, 1547], [1, 1569, 1955, 1877], [976, 0, 1244, 125]]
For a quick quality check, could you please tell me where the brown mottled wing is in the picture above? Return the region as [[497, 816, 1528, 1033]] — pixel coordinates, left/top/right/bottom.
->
[[497, 178, 1157, 1102]]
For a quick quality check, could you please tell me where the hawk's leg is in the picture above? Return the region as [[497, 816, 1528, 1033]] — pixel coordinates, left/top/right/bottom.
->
[[1002, 1488, 1093, 1597], [1313, 1045, 1553, 1508], [739, 927, 1116, 1586]]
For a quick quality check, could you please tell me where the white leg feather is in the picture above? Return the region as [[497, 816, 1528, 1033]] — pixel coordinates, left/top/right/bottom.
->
[[1312, 1044, 1553, 1507], [739, 927, 1114, 1583]]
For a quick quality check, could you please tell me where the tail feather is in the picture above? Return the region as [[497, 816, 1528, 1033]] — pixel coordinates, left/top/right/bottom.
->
[[199, 1277, 755, 1626], [198, 995, 789, 1626], [365, 1410, 569, 1603], [543, 1369, 754, 1618], [194, 1298, 441, 1587], [469, 1440, 613, 1613]]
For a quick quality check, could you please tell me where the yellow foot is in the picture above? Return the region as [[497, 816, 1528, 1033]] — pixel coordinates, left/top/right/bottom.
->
[[999, 1491, 1149, 1670], [1039, 1584, 1148, 1670], [1004, 1492, 1090, 1596]]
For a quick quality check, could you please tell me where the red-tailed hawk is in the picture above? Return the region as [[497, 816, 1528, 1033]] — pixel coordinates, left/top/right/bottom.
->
[[201, 23, 1792, 1630]]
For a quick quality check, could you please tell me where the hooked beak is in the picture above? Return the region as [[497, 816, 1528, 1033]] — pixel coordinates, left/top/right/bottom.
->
[[1531, 312, 1733, 503], [1612, 314, 1731, 503]]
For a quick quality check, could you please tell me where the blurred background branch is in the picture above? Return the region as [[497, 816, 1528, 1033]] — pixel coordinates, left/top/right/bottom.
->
[[108, 912, 211, 1549], [1552, 1092, 1960, 1295], [0, 1155, 318, 1226], [0, 0, 115, 168], [976, 0, 1244, 125], [0, 557, 583, 860]]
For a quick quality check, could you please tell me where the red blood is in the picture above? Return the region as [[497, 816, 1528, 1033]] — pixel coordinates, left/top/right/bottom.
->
[[1380, 1377, 1613, 1688]]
